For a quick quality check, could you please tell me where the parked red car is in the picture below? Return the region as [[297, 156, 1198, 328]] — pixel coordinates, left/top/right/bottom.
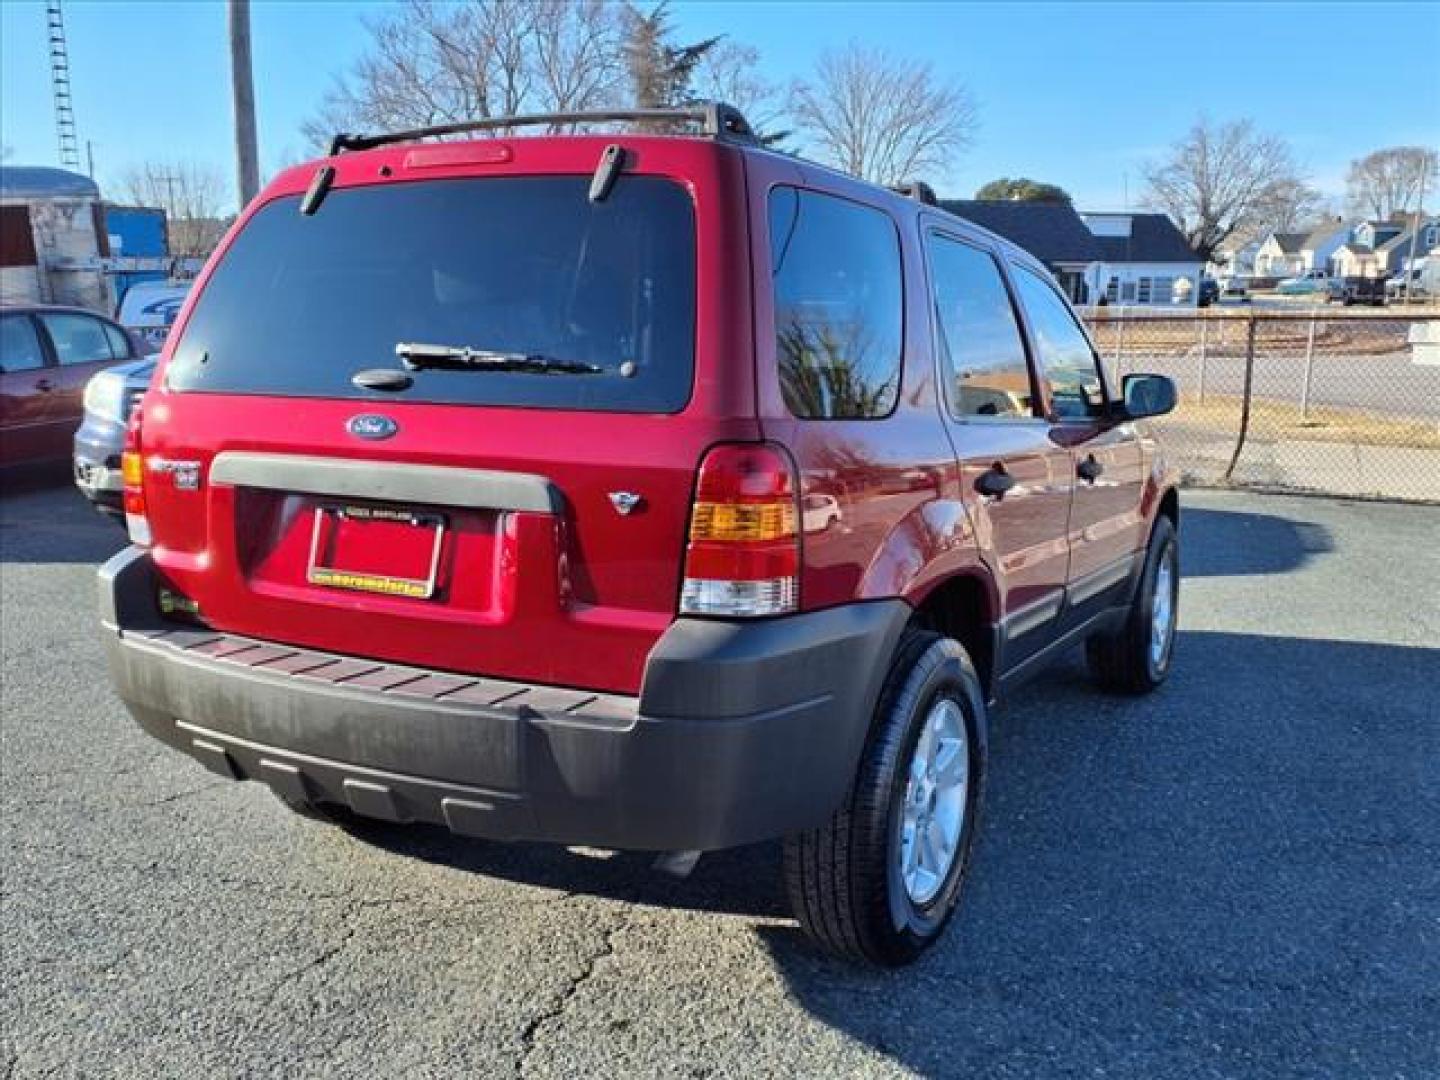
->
[[1, 305, 144, 468], [100, 104, 1180, 966]]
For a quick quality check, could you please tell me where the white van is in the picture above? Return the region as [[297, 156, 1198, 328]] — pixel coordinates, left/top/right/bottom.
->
[[115, 280, 191, 349]]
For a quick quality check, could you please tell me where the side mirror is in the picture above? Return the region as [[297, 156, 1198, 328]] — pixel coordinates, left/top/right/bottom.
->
[[1121, 373, 1177, 419]]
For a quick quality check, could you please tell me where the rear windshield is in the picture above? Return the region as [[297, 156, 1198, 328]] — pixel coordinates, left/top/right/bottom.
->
[[166, 176, 696, 412]]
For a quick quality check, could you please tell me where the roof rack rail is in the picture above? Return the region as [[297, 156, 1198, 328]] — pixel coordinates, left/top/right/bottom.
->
[[890, 182, 938, 206], [329, 101, 756, 156]]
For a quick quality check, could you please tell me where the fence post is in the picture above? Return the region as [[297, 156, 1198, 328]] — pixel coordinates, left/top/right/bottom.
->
[[1197, 316, 1208, 404], [1114, 307, 1126, 379], [1224, 313, 1258, 482], [1300, 308, 1319, 421]]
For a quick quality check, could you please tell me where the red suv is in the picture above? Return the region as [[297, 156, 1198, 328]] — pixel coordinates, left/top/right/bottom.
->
[[100, 104, 1179, 966]]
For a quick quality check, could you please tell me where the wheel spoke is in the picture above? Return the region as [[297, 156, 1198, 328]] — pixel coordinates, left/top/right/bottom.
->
[[920, 818, 945, 871], [933, 737, 967, 785], [928, 817, 952, 866], [901, 818, 920, 877]]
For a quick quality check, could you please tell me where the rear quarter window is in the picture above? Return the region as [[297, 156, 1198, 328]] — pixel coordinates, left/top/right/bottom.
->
[[769, 187, 902, 419], [166, 176, 696, 413]]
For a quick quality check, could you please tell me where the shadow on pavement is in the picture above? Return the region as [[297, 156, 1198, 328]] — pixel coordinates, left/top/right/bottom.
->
[[341, 820, 787, 919], [1181, 506, 1333, 578], [755, 630, 1439, 1077], [0, 470, 128, 565]]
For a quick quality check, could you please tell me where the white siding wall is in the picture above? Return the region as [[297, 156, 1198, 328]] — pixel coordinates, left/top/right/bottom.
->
[[0, 194, 110, 310], [1084, 261, 1204, 307]]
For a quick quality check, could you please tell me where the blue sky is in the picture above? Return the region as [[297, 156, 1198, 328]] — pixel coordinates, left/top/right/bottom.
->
[[2, 0, 1437, 212]]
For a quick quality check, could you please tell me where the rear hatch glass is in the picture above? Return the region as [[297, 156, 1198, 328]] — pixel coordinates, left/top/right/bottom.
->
[[167, 175, 696, 412]]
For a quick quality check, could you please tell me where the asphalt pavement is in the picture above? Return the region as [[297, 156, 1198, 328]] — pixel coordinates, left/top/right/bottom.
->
[[3, 476, 1438, 1079]]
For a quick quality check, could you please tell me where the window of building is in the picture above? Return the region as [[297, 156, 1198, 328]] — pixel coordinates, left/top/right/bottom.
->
[[1153, 277, 1174, 304], [1105, 276, 1120, 302], [770, 187, 903, 419], [927, 233, 1035, 420], [1011, 266, 1108, 420], [1137, 277, 1153, 304], [0, 206, 38, 268]]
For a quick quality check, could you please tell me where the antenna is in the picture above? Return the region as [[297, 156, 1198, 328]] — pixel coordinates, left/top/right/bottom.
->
[[47, 0, 81, 169]]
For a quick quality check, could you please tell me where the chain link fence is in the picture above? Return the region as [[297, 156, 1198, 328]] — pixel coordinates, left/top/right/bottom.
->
[[1083, 309, 1440, 503]]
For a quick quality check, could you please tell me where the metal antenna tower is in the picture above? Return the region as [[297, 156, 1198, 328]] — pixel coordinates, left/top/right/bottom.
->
[[47, 0, 81, 169]]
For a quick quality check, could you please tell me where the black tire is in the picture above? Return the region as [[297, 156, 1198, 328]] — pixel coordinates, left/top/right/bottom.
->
[[1086, 514, 1179, 694], [782, 630, 987, 966]]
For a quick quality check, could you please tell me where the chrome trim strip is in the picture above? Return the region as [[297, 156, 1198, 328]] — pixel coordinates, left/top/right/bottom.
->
[[1065, 554, 1138, 607], [209, 451, 561, 513], [1001, 591, 1063, 641]]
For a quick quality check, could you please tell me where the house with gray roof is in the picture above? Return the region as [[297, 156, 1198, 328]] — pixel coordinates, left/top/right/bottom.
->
[[939, 199, 1101, 302], [1375, 216, 1439, 276], [1299, 220, 1350, 276], [1076, 211, 1205, 306], [1332, 219, 1410, 278], [940, 201, 1204, 306], [1254, 231, 1308, 278]]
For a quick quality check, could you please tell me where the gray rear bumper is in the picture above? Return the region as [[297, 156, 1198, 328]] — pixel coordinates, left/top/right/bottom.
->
[[100, 548, 909, 851]]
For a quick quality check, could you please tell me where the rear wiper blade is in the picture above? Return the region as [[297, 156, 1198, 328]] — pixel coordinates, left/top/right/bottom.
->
[[395, 342, 602, 375]]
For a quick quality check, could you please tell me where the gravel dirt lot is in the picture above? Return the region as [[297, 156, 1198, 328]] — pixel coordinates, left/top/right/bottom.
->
[[3, 477, 1438, 1079]]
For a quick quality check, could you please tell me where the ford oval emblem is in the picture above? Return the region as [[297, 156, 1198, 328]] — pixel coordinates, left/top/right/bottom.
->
[[347, 413, 397, 440]]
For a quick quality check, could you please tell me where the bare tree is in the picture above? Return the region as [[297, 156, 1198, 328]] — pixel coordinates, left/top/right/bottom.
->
[[116, 162, 229, 258], [692, 40, 784, 141], [788, 43, 976, 185], [302, 0, 627, 149], [1346, 147, 1437, 219], [532, 0, 627, 117], [1142, 118, 1318, 263]]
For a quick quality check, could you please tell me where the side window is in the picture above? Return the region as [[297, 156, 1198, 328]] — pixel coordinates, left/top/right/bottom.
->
[[0, 315, 47, 373], [927, 234, 1035, 420], [1012, 266, 1107, 420], [102, 322, 133, 359], [770, 187, 902, 419], [38, 313, 120, 366]]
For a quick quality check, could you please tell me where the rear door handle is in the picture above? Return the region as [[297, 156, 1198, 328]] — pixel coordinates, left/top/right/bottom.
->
[[1077, 455, 1103, 483], [974, 464, 1016, 500], [35, 378, 54, 392]]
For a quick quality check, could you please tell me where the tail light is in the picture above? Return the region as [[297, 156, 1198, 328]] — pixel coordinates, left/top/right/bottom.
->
[[121, 405, 151, 546], [681, 443, 800, 617]]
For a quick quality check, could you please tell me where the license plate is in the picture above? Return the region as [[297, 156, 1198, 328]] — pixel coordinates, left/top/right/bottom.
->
[[306, 504, 446, 599]]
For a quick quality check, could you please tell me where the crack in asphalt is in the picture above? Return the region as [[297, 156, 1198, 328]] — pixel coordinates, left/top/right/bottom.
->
[[515, 902, 628, 1079], [240, 894, 422, 1028]]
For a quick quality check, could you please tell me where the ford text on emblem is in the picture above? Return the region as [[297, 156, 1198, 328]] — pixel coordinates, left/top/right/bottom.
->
[[347, 414, 398, 440]]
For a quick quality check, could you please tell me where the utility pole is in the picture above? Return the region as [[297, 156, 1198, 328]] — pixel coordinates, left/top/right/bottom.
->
[[228, 0, 260, 209], [1402, 156, 1429, 304]]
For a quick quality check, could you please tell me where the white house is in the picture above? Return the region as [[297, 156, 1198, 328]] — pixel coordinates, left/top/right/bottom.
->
[[1078, 212, 1206, 307], [1299, 220, 1350, 276], [1332, 219, 1409, 278], [939, 201, 1204, 306], [1254, 232, 1307, 278], [1210, 240, 1259, 281]]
